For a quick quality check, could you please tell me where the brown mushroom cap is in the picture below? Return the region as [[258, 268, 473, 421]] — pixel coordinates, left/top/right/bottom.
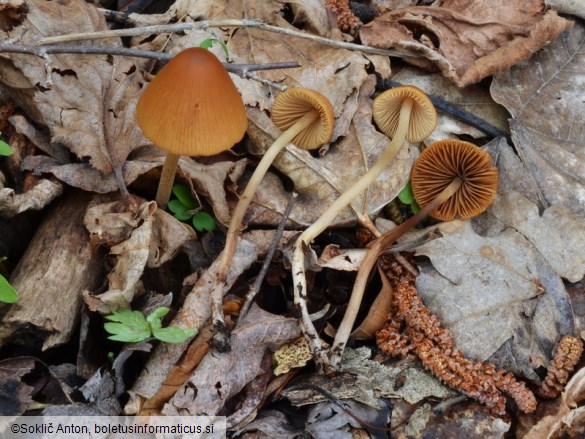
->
[[136, 48, 247, 156], [271, 88, 334, 149], [411, 140, 499, 221], [372, 85, 437, 143]]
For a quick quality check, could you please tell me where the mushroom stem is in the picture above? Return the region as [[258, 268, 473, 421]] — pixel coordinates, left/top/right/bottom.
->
[[290, 99, 414, 371], [155, 152, 180, 208], [209, 110, 320, 350], [328, 177, 463, 371]]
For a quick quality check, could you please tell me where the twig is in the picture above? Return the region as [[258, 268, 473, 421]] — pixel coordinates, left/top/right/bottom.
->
[[377, 79, 511, 141], [0, 41, 300, 76], [236, 193, 297, 328], [36, 19, 419, 59]]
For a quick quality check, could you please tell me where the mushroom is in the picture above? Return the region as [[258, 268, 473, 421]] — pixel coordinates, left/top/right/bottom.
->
[[328, 139, 499, 370], [290, 85, 437, 371], [136, 47, 248, 208], [210, 87, 334, 350]]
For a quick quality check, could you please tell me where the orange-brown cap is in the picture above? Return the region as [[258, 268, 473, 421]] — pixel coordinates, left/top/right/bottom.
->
[[136, 48, 248, 156], [411, 140, 499, 221], [372, 85, 437, 143], [271, 88, 334, 149]]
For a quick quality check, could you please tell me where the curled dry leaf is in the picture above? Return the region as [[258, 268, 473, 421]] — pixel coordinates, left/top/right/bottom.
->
[[491, 21, 585, 219], [246, 76, 414, 227], [0, 179, 62, 217], [414, 219, 574, 381], [0, 0, 146, 193], [0, 357, 36, 416], [162, 305, 300, 416], [360, 0, 573, 87]]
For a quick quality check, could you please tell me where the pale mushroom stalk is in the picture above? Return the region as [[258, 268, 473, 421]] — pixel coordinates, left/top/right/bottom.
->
[[291, 89, 436, 372], [328, 177, 463, 370], [155, 153, 180, 207]]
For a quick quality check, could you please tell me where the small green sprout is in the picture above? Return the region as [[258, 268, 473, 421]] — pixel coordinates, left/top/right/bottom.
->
[[0, 132, 13, 156], [168, 184, 217, 232], [199, 38, 230, 60], [104, 307, 196, 344], [398, 181, 420, 214]]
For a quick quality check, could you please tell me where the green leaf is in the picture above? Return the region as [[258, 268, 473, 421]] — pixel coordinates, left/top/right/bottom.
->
[[398, 181, 415, 205], [104, 322, 151, 343], [168, 200, 192, 221], [0, 139, 12, 157], [104, 309, 151, 342], [198, 38, 230, 60], [146, 307, 170, 331], [0, 274, 19, 303], [411, 200, 421, 214], [152, 326, 197, 344], [171, 184, 198, 210], [192, 211, 217, 232]]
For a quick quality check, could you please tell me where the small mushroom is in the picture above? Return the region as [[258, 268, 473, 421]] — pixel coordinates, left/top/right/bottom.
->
[[290, 86, 437, 371], [328, 139, 499, 370], [136, 47, 248, 208], [210, 87, 334, 350]]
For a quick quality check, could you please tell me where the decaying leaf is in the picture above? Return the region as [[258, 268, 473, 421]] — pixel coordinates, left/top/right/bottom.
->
[[491, 21, 585, 219], [0, 357, 36, 416], [0, 0, 146, 194], [0, 178, 62, 216], [245, 76, 414, 227], [128, 230, 296, 407], [414, 219, 574, 380], [162, 305, 300, 416], [546, 0, 585, 19], [360, 0, 573, 87]]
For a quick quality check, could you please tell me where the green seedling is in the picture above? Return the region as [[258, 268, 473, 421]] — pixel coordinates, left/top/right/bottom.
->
[[104, 307, 196, 344], [0, 132, 13, 156], [199, 38, 230, 60], [168, 184, 217, 232], [0, 257, 18, 303], [398, 181, 420, 214]]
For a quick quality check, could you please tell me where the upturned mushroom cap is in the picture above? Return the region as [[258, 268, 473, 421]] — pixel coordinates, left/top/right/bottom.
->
[[271, 88, 334, 149], [411, 140, 499, 221], [136, 47, 248, 156], [372, 85, 437, 143]]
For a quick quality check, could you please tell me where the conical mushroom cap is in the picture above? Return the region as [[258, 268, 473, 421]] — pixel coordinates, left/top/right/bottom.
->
[[271, 88, 334, 149], [411, 140, 499, 221], [372, 85, 437, 143], [136, 48, 248, 156]]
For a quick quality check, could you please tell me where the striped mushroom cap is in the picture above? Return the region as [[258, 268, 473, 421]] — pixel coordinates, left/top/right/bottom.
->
[[372, 85, 437, 143], [136, 48, 247, 156], [271, 88, 334, 149], [411, 140, 499, 221]]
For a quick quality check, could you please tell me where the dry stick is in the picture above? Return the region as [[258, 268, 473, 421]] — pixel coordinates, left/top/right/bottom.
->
[[36, 19, 418, 59], [328, 177, 463, 370], [236, 192, 297, 328], [0, 41, 300, 89]]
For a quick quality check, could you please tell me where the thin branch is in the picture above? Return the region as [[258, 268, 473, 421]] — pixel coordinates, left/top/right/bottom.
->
[[36, 18, 420, 59]]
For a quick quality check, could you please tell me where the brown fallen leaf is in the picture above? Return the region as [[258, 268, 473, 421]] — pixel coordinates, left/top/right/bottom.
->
[[162, 305, 300, 416], [0, 357, 36, 416], [491, 21, 585, 219], [0, 0, 146, 195], [360, 0, 573, 87], [0, 178, 62, 217]]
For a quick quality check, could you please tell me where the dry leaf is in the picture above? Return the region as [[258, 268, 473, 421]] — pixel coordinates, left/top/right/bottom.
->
[[0, 179, 62, 217], [0, 357, 36, 416], [350, 266, 394, 340], [360, 0, 573, 87], [245, 76, 414, 227], [414, 220, 574, 380], [128, 230, 296, 405], [489, 192, 585, 283], [0, 0, 146, 192], [162, 305, 300, 416], [546, 0, 585, 19], [491, 22, 585, 219]]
